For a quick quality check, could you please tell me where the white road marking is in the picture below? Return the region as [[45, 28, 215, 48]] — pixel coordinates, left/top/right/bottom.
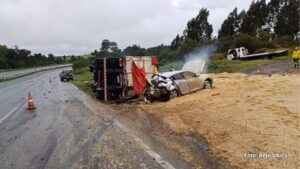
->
[[0, 103, 25, 125], [0, 80, 32, 92], [114, 120, 176, 169]]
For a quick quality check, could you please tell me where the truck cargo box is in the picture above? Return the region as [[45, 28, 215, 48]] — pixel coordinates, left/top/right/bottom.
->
[[90, 56, 157, 101]]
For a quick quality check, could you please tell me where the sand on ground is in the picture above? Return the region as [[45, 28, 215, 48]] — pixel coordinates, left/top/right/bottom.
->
[[117, 72, 299, 169]]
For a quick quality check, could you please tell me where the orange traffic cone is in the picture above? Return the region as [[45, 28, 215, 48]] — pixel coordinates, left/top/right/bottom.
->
[[27, 92, 36, 110]]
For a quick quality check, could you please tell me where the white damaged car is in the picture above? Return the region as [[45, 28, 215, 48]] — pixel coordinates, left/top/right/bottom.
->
[[144, 59, 213, 102]]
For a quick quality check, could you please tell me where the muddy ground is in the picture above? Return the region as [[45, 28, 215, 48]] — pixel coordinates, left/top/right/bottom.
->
[[109, 61, 300, 169]]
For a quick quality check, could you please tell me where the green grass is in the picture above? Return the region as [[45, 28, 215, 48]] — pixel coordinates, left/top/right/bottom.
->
[[158, 55, 290, 73], [208, 55, 290, 73], [272, 55, 290, 61], [72, 68, 95, 96], [208, 60, 267, 73]]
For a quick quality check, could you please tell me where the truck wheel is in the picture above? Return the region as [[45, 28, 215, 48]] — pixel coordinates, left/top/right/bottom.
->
[[204, 80, 212, 89]]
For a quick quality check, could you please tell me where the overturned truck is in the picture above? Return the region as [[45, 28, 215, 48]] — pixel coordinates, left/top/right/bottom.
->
[[90, 56, 158, 101]]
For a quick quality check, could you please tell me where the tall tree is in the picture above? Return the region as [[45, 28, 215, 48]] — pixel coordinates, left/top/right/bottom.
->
[[183, 8, 213, 41], [0, 45, 8, 69], [123, 45, 145, 56], [99, 39, 121, 58], [266, 0, 281, 32], [274, 0, 300, 37], [170, 34, 183, 49], [240, 0, 269, 35], [218, 8, 240, 39]]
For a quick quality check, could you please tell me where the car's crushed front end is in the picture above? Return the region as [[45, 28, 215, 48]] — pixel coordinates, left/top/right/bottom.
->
[[144, 74, 177, 102]]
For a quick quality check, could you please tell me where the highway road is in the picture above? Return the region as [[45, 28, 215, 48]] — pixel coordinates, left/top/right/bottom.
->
[[0, 68, 190, 169], [0, 64, 72, 80]]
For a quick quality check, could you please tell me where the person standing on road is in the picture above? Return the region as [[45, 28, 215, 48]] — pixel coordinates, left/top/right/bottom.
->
[[292, 47, 300, 68]]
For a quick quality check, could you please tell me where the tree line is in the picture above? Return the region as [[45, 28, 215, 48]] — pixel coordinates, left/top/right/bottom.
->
[[217, 0, 299, 53], [92, 0, 299, 66], [0, 45, 65, 69]]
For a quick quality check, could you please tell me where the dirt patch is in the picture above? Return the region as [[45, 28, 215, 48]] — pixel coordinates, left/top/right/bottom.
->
[[243, 60, 300, 75], [114, 72, 300, 169]]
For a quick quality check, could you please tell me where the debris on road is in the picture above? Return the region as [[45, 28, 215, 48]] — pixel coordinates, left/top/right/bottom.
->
[[211, 92, 220, 96]]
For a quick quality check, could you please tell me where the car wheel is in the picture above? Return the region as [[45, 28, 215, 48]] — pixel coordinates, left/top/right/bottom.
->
[[204, 80, 212, 89], [169, 89, 178, 99]]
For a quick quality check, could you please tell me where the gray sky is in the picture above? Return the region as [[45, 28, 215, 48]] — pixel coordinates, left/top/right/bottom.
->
[[0, 0, 255, 55]]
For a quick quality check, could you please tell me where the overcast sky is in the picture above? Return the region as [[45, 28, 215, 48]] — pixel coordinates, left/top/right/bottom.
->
[[0, 0, 256, 55]]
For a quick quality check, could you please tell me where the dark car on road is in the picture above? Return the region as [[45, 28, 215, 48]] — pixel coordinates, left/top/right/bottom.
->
[[59, 70, 73, 82]]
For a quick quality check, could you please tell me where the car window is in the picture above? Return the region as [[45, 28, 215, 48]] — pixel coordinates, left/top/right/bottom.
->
[[182, 71, 196, 79], [171, 73, 183, 80]]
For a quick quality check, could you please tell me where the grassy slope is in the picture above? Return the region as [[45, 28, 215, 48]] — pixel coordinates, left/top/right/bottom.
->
[[72, 68, 95, 96], [159, 55, 290, 73]]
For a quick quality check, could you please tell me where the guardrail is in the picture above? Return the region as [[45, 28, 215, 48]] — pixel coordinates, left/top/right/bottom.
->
[[0, 64, 72, 80]]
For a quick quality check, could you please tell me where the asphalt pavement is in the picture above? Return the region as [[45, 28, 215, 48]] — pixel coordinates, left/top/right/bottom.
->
[[0, 64, 72, 79], [0, 68, 188, 169]]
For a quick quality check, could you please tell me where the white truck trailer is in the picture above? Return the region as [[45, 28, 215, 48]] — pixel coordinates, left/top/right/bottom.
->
[[227, 47, 288, 60]]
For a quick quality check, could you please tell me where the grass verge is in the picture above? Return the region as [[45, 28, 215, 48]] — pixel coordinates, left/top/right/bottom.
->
[[72, 68, 95, 97], [208, 55, 290, 73], [160, 55, 290, 73]]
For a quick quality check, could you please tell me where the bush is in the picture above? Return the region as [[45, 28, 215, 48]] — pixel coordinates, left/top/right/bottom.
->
[[211, 53, 224, 60], [234, 33, 261, 53], [218, 37, 235, 52], [276, 36, 297, 47], [254, 48, 270, 53], [72, 58, 90, 70]]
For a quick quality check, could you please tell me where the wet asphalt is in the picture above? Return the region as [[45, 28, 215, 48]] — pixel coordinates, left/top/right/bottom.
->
[[0, 68, 184, 169], [0, 64, 71, 79]]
